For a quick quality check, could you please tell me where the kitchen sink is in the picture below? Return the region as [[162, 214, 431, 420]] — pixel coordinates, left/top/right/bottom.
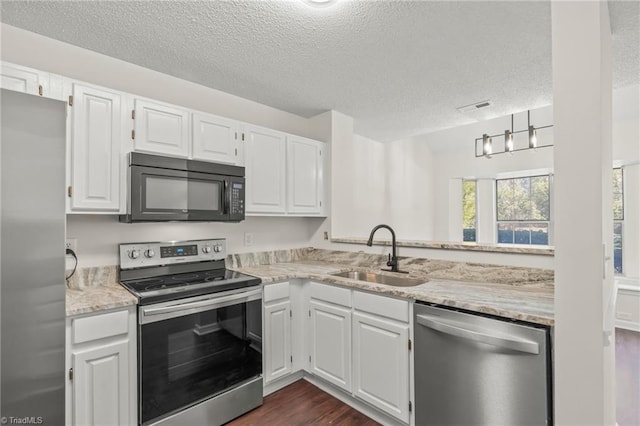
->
[[331, 271, 426, 287]]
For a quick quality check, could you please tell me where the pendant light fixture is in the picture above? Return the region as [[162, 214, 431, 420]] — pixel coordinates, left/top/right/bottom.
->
[[474, 109, 552, 158]]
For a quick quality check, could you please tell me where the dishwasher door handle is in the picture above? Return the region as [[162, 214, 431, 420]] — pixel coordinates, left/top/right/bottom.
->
[[416, 314, 540, 354]]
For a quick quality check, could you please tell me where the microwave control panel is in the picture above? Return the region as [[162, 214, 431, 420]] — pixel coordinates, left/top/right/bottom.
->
[[119, 239, 226, 269], [229, 178, 245, 220]]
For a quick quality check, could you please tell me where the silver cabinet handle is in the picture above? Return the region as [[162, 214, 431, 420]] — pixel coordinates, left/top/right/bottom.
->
[[416, 313, 539, 355]]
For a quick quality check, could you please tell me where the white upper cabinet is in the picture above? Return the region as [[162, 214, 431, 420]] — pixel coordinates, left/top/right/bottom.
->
[[192, 112, 242, 165], [245, 125, 287, 214], [133, 98, 190, 158], [68, 82, 124, 212], [1, 61, 64, 100], [286, 136, 324, 215], [1, 62, 44, 96], [245, 128, 326, 217]]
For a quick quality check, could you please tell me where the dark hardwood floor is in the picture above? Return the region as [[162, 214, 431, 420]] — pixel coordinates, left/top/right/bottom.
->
[[227, 380, 380, 426]]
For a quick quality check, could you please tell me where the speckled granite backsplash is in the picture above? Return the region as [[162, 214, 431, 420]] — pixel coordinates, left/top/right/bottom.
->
[[227, 248, 554, 287], [67, 265, 118, 290], [68, 247, 553, 289], [226, 247, 314, 268]]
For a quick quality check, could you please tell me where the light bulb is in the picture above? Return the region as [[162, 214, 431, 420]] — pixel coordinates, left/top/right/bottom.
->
[[482, 134, 493, 158], [529, 126, 538, 149], [505, 130, 514, 153]]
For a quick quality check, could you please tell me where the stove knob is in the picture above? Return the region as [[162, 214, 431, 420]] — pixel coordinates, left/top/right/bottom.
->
[[214, 244, 223, 253], [144, 249, 155, 258], [202, 245, 212, 254], [129, 249, 140, 259]]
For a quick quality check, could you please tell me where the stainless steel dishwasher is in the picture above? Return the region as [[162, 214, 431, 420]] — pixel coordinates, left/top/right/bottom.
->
[[414, 303, 552, 425]]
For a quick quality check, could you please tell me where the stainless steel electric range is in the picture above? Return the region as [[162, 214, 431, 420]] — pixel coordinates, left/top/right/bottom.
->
[[119, 239, 263, 426]]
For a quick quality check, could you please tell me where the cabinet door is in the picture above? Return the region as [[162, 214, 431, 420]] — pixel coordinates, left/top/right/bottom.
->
[[69, 83, 122, 211], [264, 300, 292, 383], [286, 136, 324, 215], [245, 126, 286, 214], [1, 62, 44, 96], [309, 300, 351, 392], [133, 98, 189, 157], [72, 340, 130, 426], [192, 112, 241, 164], [352, 311, 410, 423]]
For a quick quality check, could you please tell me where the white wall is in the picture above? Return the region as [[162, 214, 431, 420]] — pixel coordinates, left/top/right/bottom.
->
[[67, 215, 322, 267], [331, 134, 434, 240]]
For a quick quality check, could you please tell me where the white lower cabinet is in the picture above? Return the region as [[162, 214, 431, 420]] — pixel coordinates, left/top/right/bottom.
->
[[263, 281, 412, 424], [309, 299, 352, 392], [352, 311, 410, 423], [352, 289, 411, 423], [263, 282, 293, 383], [66, 307, 136, 426]]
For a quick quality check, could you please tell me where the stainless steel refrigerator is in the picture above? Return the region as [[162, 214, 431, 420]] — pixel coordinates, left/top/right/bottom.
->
[[1, 89, 66, 425]]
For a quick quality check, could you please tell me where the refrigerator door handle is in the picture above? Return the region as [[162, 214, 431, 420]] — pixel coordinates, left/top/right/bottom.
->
[[416, 314, 540, 354]]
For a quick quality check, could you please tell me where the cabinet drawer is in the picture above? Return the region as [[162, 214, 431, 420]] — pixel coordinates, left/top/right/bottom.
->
[[353, 291, 409, 323], [264, 281, 290, 303], [72, 310, 129, 344], [310, 282, 351, 307]]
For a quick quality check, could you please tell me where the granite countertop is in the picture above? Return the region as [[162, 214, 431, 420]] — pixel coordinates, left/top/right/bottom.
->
[[66, 281, 137, 317], [331, 237, 554, 256], [65, 248, 555, 324], [65, 266, 137, 317], [232, 260, 554, 326]]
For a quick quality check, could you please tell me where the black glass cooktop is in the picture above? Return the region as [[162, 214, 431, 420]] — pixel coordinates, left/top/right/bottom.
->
[[121, 269, 261, 305]]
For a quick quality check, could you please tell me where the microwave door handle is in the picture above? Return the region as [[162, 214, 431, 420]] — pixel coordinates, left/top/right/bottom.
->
[[223, 179, 229, 214]]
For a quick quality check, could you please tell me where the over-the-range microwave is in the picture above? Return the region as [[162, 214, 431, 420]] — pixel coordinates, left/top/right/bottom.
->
[[119, 152, 245, 223]]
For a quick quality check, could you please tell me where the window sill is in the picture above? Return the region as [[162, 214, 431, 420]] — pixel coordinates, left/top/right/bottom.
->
[[330, 237, 554, 256]]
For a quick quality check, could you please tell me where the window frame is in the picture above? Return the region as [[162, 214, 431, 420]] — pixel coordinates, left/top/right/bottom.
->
[[462, 179, 477, 242], [613, 167, 624, 274], [495, 174, 552, 246]]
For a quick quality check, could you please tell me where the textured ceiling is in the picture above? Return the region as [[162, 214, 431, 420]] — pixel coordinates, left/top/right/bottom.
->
[[1, 1, 638, 142]]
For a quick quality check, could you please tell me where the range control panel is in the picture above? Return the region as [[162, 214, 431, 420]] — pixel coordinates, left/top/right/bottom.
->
[[119, 239, 226, 270]]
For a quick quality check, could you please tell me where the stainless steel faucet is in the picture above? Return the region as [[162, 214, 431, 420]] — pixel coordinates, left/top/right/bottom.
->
[[366, 224, 407, 273]]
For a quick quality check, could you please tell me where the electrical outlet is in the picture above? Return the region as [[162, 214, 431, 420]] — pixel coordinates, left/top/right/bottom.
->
[[65, 238, 77, 253], [244, 232, 254, 247]]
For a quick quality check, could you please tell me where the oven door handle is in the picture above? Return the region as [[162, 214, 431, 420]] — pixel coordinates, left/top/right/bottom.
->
[[140, 288, 262, 324]]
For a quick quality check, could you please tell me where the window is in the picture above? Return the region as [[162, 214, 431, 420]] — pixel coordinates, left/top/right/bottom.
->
[[463, 180, 477, 242], [496, 175, 550, 245], [613, 167, 623, 274]]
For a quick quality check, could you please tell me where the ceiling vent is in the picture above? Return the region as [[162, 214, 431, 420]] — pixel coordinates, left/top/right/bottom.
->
[[457, 100, 492, 113]]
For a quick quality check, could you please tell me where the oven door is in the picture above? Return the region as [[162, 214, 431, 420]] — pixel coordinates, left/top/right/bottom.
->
[[138, 288, 262, 425], [128, 165, 230, 222]]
